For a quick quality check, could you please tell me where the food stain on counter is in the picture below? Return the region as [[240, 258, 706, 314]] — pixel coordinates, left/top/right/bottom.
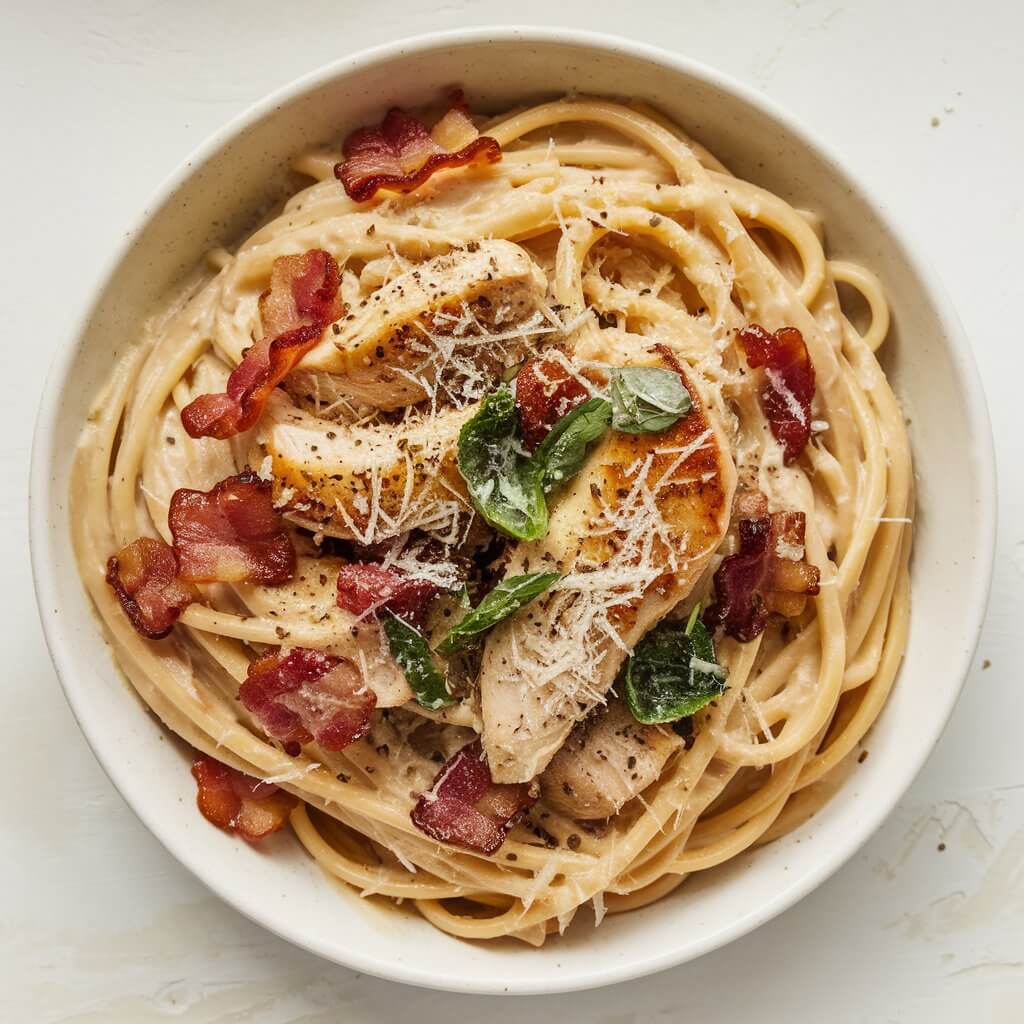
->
[[874, 798, 996, 882], [876, 790, 1024, 944]]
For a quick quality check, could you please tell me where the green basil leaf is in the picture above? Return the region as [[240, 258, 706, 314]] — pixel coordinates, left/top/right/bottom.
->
[[380, 612, 455, 710], [609, 366, 691, 434], [684, 607, 717, 666], [457, 387, 548, 541], [436, 571, 560, 655], [624, 618, 726, 724], [532, 397, 612, 493]]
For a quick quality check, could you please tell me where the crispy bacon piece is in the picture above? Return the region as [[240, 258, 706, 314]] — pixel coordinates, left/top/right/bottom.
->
[[410, 740, 537, 855], [107, 471, 293, 638], [239, 648, 376, 754], [704, 495, 821, 642], [336, 562, 440, 625], [335, 95, 502, 203], [106, 537, 193, 639], [191, 753, 297, 842], [169, 470, 295, 585], [181, 249, 343, 438], [738, 324, 816, 463], [514, 358, 590, 450]]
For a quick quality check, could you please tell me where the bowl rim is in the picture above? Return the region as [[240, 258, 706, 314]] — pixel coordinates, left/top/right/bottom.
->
[[29, 25, 998, 995]]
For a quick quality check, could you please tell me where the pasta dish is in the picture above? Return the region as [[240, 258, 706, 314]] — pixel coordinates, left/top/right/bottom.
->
[[71, 93, 912, 945]]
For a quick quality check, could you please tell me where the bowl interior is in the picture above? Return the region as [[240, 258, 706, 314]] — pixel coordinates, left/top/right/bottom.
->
[[31, 30, 994, 995]]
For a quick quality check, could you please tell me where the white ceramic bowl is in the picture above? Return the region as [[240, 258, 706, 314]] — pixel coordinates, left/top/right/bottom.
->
[[30, 27, 996, 995]]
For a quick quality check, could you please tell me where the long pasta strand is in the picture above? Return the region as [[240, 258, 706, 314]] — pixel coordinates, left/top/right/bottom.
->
[[70, 98, 911, 943]]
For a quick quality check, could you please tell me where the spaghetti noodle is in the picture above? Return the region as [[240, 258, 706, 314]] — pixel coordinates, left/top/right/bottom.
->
[[71, 96, 911, 946]]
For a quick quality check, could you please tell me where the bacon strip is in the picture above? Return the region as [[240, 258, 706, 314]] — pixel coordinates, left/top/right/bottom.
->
[[169, 470, 295, 585], [106, 537, 193, 639], [738, 324, 816, 463], [108, 471, 296, 639], [336, 563, 440, 626], [191, 753, 296, 842], [239, 648, 376, 754], [514, 358, 590, 451], [335, 96, 501, 203], [181, 250, 343, 439], [410, 740, 537, 855], [704, 495, 821, 642]]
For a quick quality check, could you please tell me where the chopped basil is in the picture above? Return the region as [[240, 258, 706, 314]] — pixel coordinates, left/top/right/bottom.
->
[[456, 387, 548, 541], [380, 612, 455, 710], [608, 366, 691, 434], [533, 397, 612, 493], [436, 571, 560, 655], [457, 387, 610, 540], [624, 607, 726, 724], [457, 367, 685, 541]]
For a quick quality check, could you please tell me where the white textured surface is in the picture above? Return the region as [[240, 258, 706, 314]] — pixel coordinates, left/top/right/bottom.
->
[[3, 2, 1021, 1020]]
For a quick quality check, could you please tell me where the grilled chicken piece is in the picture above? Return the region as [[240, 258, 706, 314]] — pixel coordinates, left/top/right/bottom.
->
[[234, 556, 412, 706], [540, 701, 682, 819], [252, 392, 474, 542], [479, 356, 736, 783], [283, 240, 548, 411]]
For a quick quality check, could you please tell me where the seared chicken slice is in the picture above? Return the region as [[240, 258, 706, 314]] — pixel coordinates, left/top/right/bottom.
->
[[234, 556, 412, 706], [540, 701, 682, 819], [253, 393, 474, 542], [285, 240, 548, 411], [479, 356, 736, 783]]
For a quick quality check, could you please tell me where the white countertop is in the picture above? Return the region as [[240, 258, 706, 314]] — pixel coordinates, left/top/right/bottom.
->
[[3, 2, 1022, 1020]]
